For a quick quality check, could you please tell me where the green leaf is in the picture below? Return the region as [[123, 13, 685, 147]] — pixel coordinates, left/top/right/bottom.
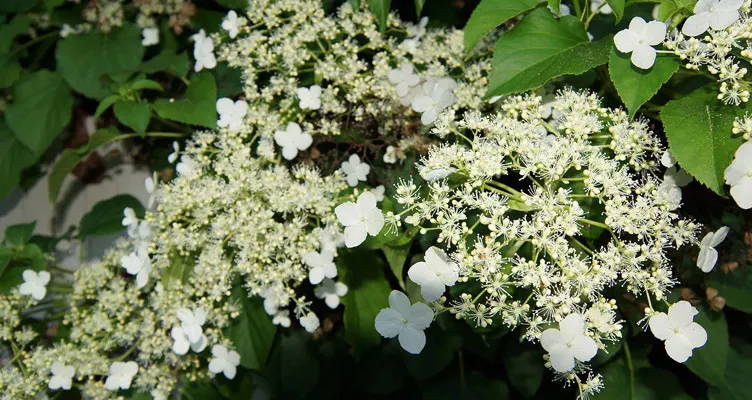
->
[[422, 371, 510, 400], [402, 327, 461, 380], [0, 0, 39, 13], [127, 79, 162, 92], [78, 194, 144, 239], [382, 244, 410, 288], [264, 331, 319, 397], [708, 345, 752, 400], [139, 51, 189, 77], [707, 268, 752, 313], [661, 87, 749, 196], [0, 247, 11, 277], [501, 341, 544, 398], [160, 253, 195, 289], [685, 307, 728, 386], [0, 54, 21, 89], [486, 9, 611, 97], [215, 0, 248, 9], [606, 0, 626, 23], [608, 48, 680, 118], [463, 0, 541, 54], [56, 24, 144, 99], [597, 359, 693, 399], [95, 94, 120, 119], [338, 248, 391, 354], [0, 244, 45, 296], [5, 222, 36, 246], [415, 0, 426, 16], [367, 0, 391, 32], [0, 16, 31, 52], [6, 70, 73, 156], [226, 286, 276, 370], [657, 0, 695, 21], [0, 119, 37, 199], [152, 72, 217, 129], [114, 101, 151, 134], [547, 0, 561, 14]]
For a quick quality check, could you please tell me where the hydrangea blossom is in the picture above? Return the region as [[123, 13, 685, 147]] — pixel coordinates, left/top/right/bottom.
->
[[48, 362, 75, 390], [613, 17, 667, 69], [141, 27, 159, 46], [697, 226, 730, 272], [222, 10, 242, 38], [682, 0, 743, 37], [18, 270, 50, 300], [297, 85, 322, 110], [335, 191, 384, 247], [370, 185, 385, 202], [104, 361, 138, 391], [724, 142, 752, 209], [216, 98, 248, 132], [272, 310, 291, 327], [314, 278, 348, 309], [411, 77, 458, 124], [300, 312, 320, 332], [273, 122, 313, 160], [120, 250, 151, 288], [540, 313, 598, 373], [176, 155, 198, 178], [303, 248, 337, 284], [167, 141, 180, 163], [407, 246, 459, 302], [388, 63, 421, 97], [649, 301, 707, 363], [191, 29, 216, 72], [209, 345, 241, 379], [375, 290, 434, 354], [176, 308, 207, 343], [341, 154, 370, 186], [171, 326, 207, 355]]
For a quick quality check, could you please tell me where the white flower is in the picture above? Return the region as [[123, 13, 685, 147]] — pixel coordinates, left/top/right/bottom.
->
[[340, 154, 370, 186], [297, 85, 322, 110], [697, 226, 729, 272], [60, 24, 75, 38], [304, 249, 337, 284], [272, 310, 291, 328], [383, 145, 398, 164], [539, 313, 598, 373], [122, 207, 138, 236], [419, 166, 456, 182], [145, 172, 157, 208], [176, 155, 198, 178], [300, 312, 320, 332], [314, 278, 348, 309], [167, 141, 179, 163], [141, 27, 159, 46], [18, 270, 50, 300], [176, 308, 207, 343], [171, 326, 207, 355], [208, 345, 240, 379], [334, 191, 384, 248], [591, 0, 612, 14], [661, 151, 677, 168], [370, 185, 385, 202], [613, 17, 667, 69], [48, 362, 74, 390], [222, 10, 242, 38], [649, 301, 707, 363], [388, 63, 421, 97], [408, 247, 459, 302], [374, 290, 434, 354], [411, 77, 458, 125], [682, 0, 743, 37], [724, 141, 752, 209], [120, 251, 151, 288], [273, 122, 312, 160], [104, 361, 138, 391], [191, 29, 216, 72], [216, 98, 248, 131]]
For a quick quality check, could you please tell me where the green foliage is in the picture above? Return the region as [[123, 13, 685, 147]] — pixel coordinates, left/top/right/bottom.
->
[[421, 371, 510, 399], [56, 24, 145, 99], [264, 331, 320, 398], [501, 340, 544, 397], [463, 0, 541, 54], [367, 0, 391, 31], [160, 253, 195, 289], [382, 244, 410, 288], [78, 195, 144, 239], [661, 87, 749, 196], [226, 286, 277, 370], [685, 307, 729, 386], [215, 0, 248, 10], [414, 0, 426, 16], [402, 326, 462, 380], [0, 0, 39, 13], [597, 357, 692, 399], [152, 72, 217, 129], [708, 345, 752, 400], [113, 100, 151, 134], [606, 0, 626, 23], [0, 119, 37, 199], [608, 48, 680, 118], [707, 268, 752, 313], [140, 50, 190, 77], [486, 8, 610, 98], [6, 70, 73, 156], [5, 222, 36, 247]]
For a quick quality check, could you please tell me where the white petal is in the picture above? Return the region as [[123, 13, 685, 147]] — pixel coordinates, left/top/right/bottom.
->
[[418, 278, 445, 303], [682, 322, 708, 348], [540, 328, 563, 352], [364, 208, 384, 236], [324, 294, 340, 309], [682, 14, 710, 36], [613, 29, 638, 53], [388, 290, 412, 315], [559, 313, 586, 338], [571, 335, 598, 362], [628, 16, 647, 32], [343, 224, 367, 248], [398, 326, 427, 354], [334, 202, 358, 226], [173, 337, 190, 355], [631, 45, 657, 69], [710, 226, 729, 247], [730, 180, 752, 209], [408, 262, 433, 287], [649, 313, 672, 340], [549, 345, 576, 372], [644, 21, 667, 45], [191, 335, 208, 353], [374, 308, 403, 338], [709, 9, 739, 30], [668, 301, 696, 327], [697, 247, 718, 273], [309, 267, 325, 285], [665, 334, 693, 362], [407, 302, 434, 330], [357, 191, 378, 210]]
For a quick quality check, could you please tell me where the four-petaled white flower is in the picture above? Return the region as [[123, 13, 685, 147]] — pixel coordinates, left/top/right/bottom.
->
[[104, 361, 138, 391], [370, 185, 385, 202], [411, 77, 458, 125], [48, 362, 75, 390], [682, 0, 743, 37], [335, 191, 384, 248], [297, 85, 322, 110], [724, 142, 752, 209], [341, 154, 370, 186], [209, 345, 241, 379], [168, 141, 180, 163], [388, 63, 421, 97], [122, 207, 138, 230], [304, 248, 337, 284], [177, 308, 207, 343], [314, 278, 349, 309], [649, 301, 707, 363], [171, 326, 207, 355], [191, 29, 216, 72], [408, 247, 459, 302], [272, 310, 291, 327], [274, 122, 312, 160], [300, 312, 320, 333], [540, 313, 598, 373], [222, 10, 242, 39], [375, 290, 434, 354], [216, 98, 248, 132], [141, 27, 159, 46], [120, 250, 151, 288], [697, 226, 729, 273], [19, 270, 50, 300], [613, 17, 667, 69]]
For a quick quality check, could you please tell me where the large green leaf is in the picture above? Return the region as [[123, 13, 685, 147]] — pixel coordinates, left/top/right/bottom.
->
[[113, 101, 151, 134], [338, 248, 391, 354], [367, 0, 391, 32], [0, 247, 10, 278], [606, 0, 626, 23], [4, 222, 36, 247], [486, 8, 610, 97], [402, 327, 462, 380], [152, 72, 217, 129], [463, 0, 541, 53], [0, 15, 31, 53], [502, 341, 544, 398], [608, 47, 679, 118], [597, 359, 692, 399], [708, 345, 752, 400], [661, 87, 749, 195], [226, 286, 277, 370], [0, 0, 39, 13], [422, 371, 510, 400], [56, 24, 144, 99], [382, 244, 410, 288], [707, 267, 752, 313], [414, 0, 426, 16], [0, 119, 37, 199], [78, 195, 145, 239], [6, 70, 73, 156], [685, 307, 728, 386]]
